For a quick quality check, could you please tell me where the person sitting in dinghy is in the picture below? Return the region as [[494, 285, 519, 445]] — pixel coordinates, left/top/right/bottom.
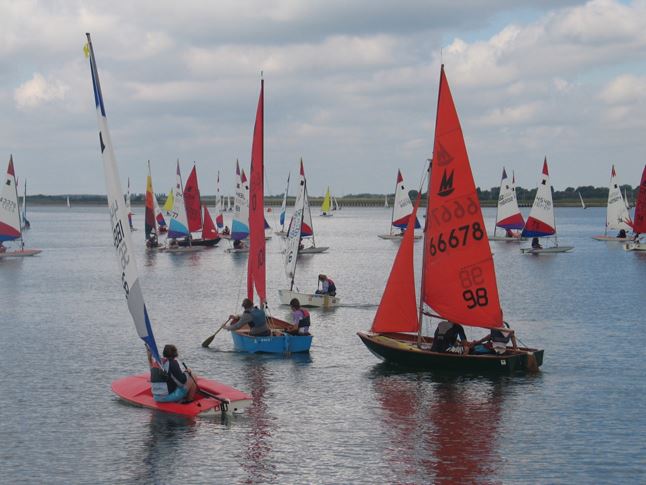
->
[[430, 321, 468, 353], [470, 327, 518, 355], [148, 344, 197, 403], [226, 298, 271, 336], [315, 274, 336, 296], [233, 239, 245, 250], [0, 242, 6, 253], [618, 229, 627, 238], [531, 237, 542, 249], [288, 298, 311, 336]]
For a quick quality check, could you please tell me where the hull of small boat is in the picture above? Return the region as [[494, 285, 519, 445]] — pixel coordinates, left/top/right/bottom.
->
[[226, 247, 249, 253], [357, 332, 543, 374], [278, 289, 340, 308], [0, 249, 42, 258], [624, 241, 646, 251], [274, 230, 287, 237], [230, 318, 312, 353], [377, 234, 422, 240], [160, 246, 205, 253], [111, 373, 252, 416], [521, 246, 574, 254], [592, 235, 630, 242], [299, 246, 329, 254], [178, 238, 220, 247]]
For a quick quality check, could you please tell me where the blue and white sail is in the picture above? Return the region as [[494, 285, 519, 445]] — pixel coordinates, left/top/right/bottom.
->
[[167, 161, 190, 239], [279, 172, 290, 231], [232, 160, 250, 240], [84, 33, 160, 362]]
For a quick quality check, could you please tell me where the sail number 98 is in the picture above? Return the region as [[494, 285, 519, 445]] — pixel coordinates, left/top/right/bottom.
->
[[429, 222, 483, 256], [463, 288, 488, 308]]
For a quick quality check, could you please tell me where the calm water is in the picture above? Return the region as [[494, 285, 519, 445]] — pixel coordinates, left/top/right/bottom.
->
[[1, 205, 645, 484]]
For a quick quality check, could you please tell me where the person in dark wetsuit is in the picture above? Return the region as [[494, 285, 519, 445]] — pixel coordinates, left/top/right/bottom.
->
[[288, 298, 311, 336], [149, 344, 197, 403], [226, 298, 271, 336], [430, 321, 468, 353], [617, 229, 627, 238], [531, 237, 542, 249]]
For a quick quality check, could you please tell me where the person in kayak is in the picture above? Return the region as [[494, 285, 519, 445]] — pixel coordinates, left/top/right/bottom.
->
[[149, 344, 197, 403], [288, 298, 311, 336], [226, 298, 271, 336]]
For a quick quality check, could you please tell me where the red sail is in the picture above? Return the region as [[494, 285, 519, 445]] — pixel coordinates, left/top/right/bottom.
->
[[183, 165, 202, 233], [247, 80, 266, 304], [423, 66, 502, 329], [201, 205, 219, 241], [145, 174, 155, 238], [633, 165, 646, 234], [371, 197, 420, 333]]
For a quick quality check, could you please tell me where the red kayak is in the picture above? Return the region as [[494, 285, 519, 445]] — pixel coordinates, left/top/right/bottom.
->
[[111, 373, 252, 417]]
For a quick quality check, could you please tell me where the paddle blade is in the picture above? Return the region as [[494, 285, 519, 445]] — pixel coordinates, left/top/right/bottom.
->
[[201, 333, 216, 348]]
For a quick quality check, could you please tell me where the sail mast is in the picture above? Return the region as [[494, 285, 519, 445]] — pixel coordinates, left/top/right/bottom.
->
[[418, 160, 432, 344]]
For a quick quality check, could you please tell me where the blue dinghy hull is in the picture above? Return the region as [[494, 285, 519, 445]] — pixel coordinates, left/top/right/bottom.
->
[[231, 331, 312, 353]]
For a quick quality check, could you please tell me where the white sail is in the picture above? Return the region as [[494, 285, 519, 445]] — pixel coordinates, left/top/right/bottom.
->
[[214, 170, 223, 229], [153, 192, 164, 227], [0, 156, 22, 243], [302, 177, 314, 238], [168, 161, 189, 238], [84, 33, 160, 362], [578, 191, 586, 209], [279, 172, 290, 231], [232, 161, 249, 240], [285, 162, 306, 284], [333, 196, 340, 211], [521, 158, 555, 238], [67, 196, 71, 208], [392, 170, 419, 231], [607, 165, 631, 232], [495, 167, 524, 232], [384, 194, 388, 208]]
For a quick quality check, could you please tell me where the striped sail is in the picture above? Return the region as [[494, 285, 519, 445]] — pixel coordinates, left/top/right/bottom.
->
[[214, 170, 224, 229], [168, 161, 189, 239], [495, 167, 524, 231], [84, 33, 160, 362], [0, 156, 21, 242], [392, 170, 420, 230], [521, 158, 556, 238], [301, 169, 314, 237], [232, 161, 249, 240]]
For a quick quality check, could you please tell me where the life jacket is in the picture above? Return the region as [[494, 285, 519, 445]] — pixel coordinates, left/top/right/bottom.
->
[[249, 307, 266, 328], [431, 321, 457, 352], [297, 308, 311, 329], [327, 278, 336, 294], [150, 359, 171, 396]]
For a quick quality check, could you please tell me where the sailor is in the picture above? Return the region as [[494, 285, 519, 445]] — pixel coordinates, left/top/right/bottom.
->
[[0, 242, 6, 253], [223, 226, 230, 235], [148, 344, 197, 403], [226, 298, 271, 336], [288, 298, 311, 336], [531, 237, 542, 249], [618, 229, 627, 238], [471, 326, 518, 355], [315, 274, 336, 296], [233, 239, 244, 250], [430, 321, 468, 353]]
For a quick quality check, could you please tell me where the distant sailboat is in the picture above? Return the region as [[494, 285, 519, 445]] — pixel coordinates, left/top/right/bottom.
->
[[67, 196, 71, 208], [21, 178, 30, 230], [295, 160, 328, 254], [592, 165, 631, 241], [578, 191, 586, 209], [321, 186, 333, 216], [177, 163, 219, 247], [279, 160, 339, 308], [384, 194, 388, 208], [214, 170, 224, 230], [624, 165, 646, 251], [333, 195, 340, 211], [490, 167, 525, 241], [166, 161, 203, 253], [84, 34, 250, 415], [227, 161, 250, 252], [520, 158, 573, 253], [378, 170, 421, 240], [275, 172, 290, 237], [0, 156, 42, 258], [126, 177, 136, 231]]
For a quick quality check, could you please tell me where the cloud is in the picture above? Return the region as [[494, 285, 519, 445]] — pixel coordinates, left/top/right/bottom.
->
[[14, 73, 69, 109], [599, 74, 646, 104]]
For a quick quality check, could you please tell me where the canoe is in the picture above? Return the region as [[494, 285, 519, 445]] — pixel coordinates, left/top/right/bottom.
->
[[230, 317, 312, 353], [521, 246, 574, 254], [278, 289, 340, 308], [377, 233, 422, 240], [111, 373, 252, 416], [0, 249, 42, 258], [357, 332, 543, 374]]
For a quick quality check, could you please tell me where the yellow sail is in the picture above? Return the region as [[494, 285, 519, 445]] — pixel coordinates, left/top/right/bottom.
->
[[162, 188, 174, 212], [321, 187, 331, 213]]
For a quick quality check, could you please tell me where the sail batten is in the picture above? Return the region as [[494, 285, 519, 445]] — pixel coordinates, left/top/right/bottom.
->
[[422, 66, 502, 329]]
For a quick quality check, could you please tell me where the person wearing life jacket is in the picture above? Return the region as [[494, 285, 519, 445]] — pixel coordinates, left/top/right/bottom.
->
[[470, 324, 518, 355], [226, 298, 271, 336], [430, 320, 467, 353], [288, 298, 311, 336], [617, 229, 627, 238], [315, 274, 336, 296], [531, 237, 542, 249], [148, 344, 197, 403]]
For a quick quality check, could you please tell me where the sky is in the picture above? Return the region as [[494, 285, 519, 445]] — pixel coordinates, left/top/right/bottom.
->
[[1, 0, 646, 196]]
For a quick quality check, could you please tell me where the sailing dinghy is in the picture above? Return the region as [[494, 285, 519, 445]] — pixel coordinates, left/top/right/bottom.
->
[[278, 161, 340, 308], [592, 165, 632, 241], [224, 80, 312, 353], [144, 161, 163, 250], [275, 172, 290, 236], [85, 33, 250, 415], [578, 191, 587, 210], [163, 161, 204, 253], [624, 165, 646, 251], [293, 161, 328, 254], [0, 156, 42, 258], [177, 164, 220, 247], [321, 187, 333, 216], [378, 170, 422, 240], [520, 159, 573, 254], [358, 66, 543, 373], [489, 167, 525, 241], [225, 161, 250, 253], [126, 177, 136, 231]]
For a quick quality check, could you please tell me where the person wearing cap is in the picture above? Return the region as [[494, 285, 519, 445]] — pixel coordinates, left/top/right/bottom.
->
[[315, 274, 336, 296], [225, 298, 271, 336]]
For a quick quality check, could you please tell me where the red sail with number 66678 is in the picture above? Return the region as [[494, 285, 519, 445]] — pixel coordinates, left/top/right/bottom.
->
[[423, 66, 502, 329]]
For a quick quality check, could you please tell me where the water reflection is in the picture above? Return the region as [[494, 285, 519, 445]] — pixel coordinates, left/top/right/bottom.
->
[[371, 365, 506, 484]]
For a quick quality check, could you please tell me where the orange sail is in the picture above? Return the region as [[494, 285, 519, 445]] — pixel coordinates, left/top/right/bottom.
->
[[371, 197, 421, 333], [632, 165, 646, 234], [423, 66, 502, 329], [247, 79, 266, 303], [201, 205, 219, 241], [183, 165, 202, 233]]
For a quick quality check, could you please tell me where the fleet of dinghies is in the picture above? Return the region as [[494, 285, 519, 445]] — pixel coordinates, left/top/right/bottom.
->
[[85, 33, 251, 415], [378, 169, 421, 240]]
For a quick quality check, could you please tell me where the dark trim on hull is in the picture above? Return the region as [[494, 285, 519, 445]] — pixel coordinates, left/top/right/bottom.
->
[[178, 237, 220, 247], [357, 332, 543, 374]]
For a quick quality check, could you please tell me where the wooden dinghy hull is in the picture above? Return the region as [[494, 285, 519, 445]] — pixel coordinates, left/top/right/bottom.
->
[[377, 234, 422, 240], [357, 332, 543, 374], [278, 289, 340, 308], [592, 235, 630, 242], [521, 246, 574, 254], [111, 373, 252, 416], [0, 249, 42, 258], [230, 317, 312, 353], [299, 246, 329, 254]]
